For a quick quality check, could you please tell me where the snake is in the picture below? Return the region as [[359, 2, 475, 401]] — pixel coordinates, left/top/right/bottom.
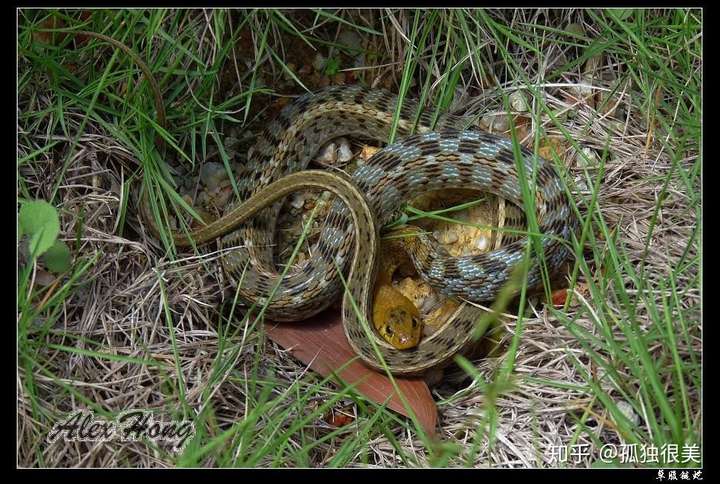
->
[[140, 84, 578, 375]]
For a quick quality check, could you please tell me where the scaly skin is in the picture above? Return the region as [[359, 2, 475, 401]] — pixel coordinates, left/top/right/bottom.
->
[[141, 85, 578, 374], [372, 237, 423, 349]]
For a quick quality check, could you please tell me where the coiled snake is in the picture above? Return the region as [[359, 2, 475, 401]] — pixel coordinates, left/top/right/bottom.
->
[[141, 84, 577, 375]]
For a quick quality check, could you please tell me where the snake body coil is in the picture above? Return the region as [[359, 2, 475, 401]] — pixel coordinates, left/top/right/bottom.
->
[[142, 84, 577, 375]]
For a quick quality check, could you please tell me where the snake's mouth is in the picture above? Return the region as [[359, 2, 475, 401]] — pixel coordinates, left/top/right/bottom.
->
[[391, 332, 423, 350]]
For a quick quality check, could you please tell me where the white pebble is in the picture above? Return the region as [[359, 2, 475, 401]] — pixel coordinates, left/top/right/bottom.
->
[[509, 90, 529, 112], [290, 193, 307, 209], [199, 162, 227, 188], [480, 113, 509, 132], [315, 142, 337, 164], [337, 138, 353, 163], [577, 146, 599, 167], [616, 400, 640, 426]]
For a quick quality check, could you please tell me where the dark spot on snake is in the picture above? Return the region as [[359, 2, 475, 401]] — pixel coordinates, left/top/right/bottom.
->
[[353, 90, 367, 106], [496, 146, 517, 166], [417, 140, 441, 157], [277, 114, 292, 131], [399, 102, 417, 120], [292, 94, 311, 113], [458, 139, 482, 155], [491, 166, 509, 189], [377, 152, 403, 171], [375, 95, 391, 113]]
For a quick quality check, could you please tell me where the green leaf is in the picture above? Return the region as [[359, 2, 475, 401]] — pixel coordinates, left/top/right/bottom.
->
[[42, 240, 72, 273], [324, 57, 340, 76], [19, 200, 60, 258]]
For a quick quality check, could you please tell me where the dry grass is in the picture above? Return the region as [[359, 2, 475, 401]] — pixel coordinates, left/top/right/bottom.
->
[[17, 8, 700, 468]]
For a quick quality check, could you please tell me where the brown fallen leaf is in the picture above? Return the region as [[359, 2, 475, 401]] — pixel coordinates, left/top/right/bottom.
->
[[265, 309, 437, 436], [33, 17, 67, 45], [324, 406, 355, 428], [551, 281, 589, 308], [551, 288, 569, 308], [538, 137, 569, 161]]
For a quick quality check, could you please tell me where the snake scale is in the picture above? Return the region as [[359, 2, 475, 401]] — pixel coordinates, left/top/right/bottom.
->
[[142, 84, 577, 375]]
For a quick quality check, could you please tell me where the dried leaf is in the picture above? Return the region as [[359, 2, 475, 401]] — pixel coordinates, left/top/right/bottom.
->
[[551, 288, 568, 308], [324, 407, 355, 428], [360, 145, 380, 160], [538, 137, 568, 161], [551, 282, 589, 308], [32, 17, 66, 45], [265, 309, 437, 436]]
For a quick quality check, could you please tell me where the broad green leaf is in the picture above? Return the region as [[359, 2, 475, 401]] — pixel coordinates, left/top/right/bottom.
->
[[42, 240, 72, 273], [19, 200, 60, 258]]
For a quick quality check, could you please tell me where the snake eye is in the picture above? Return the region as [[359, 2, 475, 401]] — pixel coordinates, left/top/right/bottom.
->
[[411, 317, 419, 329], [384, 325, 394, 336]]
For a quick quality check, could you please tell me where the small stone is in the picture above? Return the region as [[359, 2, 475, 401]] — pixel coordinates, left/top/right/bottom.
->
[[509, 90, 529, 112], [616, 400, 640, 426], [577, 146, 599, 168], [312, 52, 326, 72], [434, 229, 459, 245], [336, 138, 353, 163], [575, 81, 594, 101], [315, 142, 337, 164], [480, 113, 509, 132], [34, 268, 56, 287], [575, 178, 590, 193], [290, 193, 306, 209], [199, 162, 227, 189]]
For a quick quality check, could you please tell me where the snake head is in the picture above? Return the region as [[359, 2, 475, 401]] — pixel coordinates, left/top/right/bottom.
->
[[372, 285, 423, 350]]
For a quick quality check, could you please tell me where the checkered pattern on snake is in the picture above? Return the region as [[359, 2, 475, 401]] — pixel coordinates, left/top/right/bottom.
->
[[142, 84, 578, 375]]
